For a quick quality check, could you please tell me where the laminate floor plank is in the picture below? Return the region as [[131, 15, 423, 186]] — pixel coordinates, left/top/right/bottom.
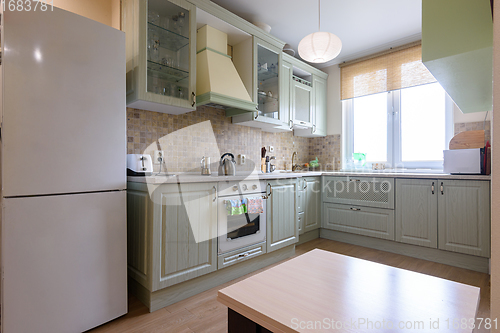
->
[[88, 238, 490, 333]]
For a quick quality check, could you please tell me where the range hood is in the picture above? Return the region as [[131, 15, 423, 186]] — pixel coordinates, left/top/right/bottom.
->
[[196, 25, 257, 112]]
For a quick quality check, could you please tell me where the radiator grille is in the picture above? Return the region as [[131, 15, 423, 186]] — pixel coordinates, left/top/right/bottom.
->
[[325, 180, 391, 204]]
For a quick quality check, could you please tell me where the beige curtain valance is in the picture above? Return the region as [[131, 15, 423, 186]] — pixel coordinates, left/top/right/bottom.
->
[[340, 42, 436, 100]]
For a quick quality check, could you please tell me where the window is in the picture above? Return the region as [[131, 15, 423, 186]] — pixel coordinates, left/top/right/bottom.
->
[[343, 82, 453, 169]]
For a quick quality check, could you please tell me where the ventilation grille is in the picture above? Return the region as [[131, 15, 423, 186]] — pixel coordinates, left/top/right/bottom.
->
[[326, 180, 390, 204]]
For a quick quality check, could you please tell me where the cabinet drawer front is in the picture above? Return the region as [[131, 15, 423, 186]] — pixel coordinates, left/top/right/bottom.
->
[[322, 176, 394, 209], [218, 242, 266, 270], [323, 203, 395, 240]]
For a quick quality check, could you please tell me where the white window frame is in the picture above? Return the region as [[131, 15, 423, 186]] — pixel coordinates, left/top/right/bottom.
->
[[342, 87, 454, 170]]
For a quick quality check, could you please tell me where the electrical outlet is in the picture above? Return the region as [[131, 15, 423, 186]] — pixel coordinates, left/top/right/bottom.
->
[[268, 146, 275, 153], [239, 154, 246, 165], [153, 150, 164, 164]]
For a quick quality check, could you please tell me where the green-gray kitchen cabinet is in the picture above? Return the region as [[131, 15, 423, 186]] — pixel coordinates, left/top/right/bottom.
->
[[279, 58, 293, 130], [437, 180, 490, 257], [291, 79, 313, 129], [395, 179, 438, 248], [312, 76, 327, 136], [323, 203, 395, 240], [127, 182, 218, 292], [266, 179, 299, 252], [122, 0, 198, 114], [303, 177, 321, 233]]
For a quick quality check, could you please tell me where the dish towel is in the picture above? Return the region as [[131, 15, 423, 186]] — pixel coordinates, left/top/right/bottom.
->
[[247, 197, 264, 214], [226, 198, 247, 216]]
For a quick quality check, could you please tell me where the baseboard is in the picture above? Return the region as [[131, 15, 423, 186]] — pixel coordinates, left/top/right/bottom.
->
[[320, 229, 490, 273], [297, 229, 320, 245], [129, 245, 296, 312]]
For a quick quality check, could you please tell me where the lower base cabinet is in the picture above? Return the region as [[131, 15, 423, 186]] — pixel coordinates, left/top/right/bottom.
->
[[303, 177, 321, 233], [396, 179, 438, 248], [127, 182, 218, 292], [323, 203, 395, 240], [396, 179, 490, 257], [266, 179, 299, 252], [438, 180, 490, 257], [297, 177, 321, 235]]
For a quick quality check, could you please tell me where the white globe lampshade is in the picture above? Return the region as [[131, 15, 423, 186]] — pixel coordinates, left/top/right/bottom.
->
[[298, 32, 342, 63]]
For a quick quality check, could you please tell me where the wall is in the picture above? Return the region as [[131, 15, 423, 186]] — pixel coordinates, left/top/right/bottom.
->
[[127, 106, 343, 173], [54, 0, 120, 29], [490, 0, 499, 322], [324, 64, 342, 136]]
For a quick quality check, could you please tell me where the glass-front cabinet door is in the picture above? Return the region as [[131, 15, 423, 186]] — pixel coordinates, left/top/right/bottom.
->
[[252, 38, 286, 128], [256, 41, 279, 119], [123, 0, 196, 114]]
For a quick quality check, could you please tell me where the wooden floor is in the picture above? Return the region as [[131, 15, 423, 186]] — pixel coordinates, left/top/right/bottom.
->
[[88, 238, 491, 333]]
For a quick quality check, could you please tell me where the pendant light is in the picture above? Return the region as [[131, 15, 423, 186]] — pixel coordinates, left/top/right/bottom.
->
[[298, 0, 342, 63]]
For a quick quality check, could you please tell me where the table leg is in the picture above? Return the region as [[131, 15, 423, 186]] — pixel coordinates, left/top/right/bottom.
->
[[228, 308, 272, 333]]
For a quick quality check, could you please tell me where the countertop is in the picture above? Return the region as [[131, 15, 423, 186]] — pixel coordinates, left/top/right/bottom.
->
[[128, 170, 490, 184]]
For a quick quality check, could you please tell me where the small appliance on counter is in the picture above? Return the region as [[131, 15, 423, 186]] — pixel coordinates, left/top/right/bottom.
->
[[443, 149, 481, 174], [127, 154, 153, 176], [201, 156, 211, 175], [219, 153, 236, 176], [443, 129, 490, 175]]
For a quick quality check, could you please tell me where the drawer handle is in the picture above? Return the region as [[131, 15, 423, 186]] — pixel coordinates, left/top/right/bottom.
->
[[431, 182, 435, 195], [239, 253, 249, 258], [350, 179, 361, 182], [350, 207, 360, 211]]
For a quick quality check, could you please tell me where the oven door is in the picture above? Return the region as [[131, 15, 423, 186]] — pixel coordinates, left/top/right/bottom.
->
[[218, 194, 266, 254]]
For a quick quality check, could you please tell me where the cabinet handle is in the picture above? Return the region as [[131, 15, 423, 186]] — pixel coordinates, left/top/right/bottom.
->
[[300, 121, 306, 125], [431, 182, 435, 195], [440, 182, 444, 195], [263, 183, 272, 199], [191, 92, 196, 107], [304, 180, 307, 190], [313, 124, 316, 133], [254, 111, 258, 120], [350, 207, 361, 211], [289, 120, 293, 129], [213, 186, 217, 202]]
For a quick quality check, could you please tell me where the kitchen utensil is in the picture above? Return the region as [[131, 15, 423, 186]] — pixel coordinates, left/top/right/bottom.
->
[[449, 130, 485, 149], [127, 154, 153, 176], [218, 153, 236, 176], [200, 156, 211, 175]]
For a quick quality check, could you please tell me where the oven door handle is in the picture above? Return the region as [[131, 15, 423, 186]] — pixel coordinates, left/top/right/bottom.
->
[[262, 183, 272, 200]]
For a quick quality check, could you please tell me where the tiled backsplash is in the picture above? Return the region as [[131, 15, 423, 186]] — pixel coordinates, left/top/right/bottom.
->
[[454, 121, 491, 145], [126, 106, 341, 173]]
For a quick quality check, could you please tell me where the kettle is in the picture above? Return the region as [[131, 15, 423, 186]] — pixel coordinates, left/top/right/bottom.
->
[[218, 153, 236, 176]]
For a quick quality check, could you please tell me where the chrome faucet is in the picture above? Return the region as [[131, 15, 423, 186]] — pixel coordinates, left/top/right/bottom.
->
[[291, 152, 302, 171]]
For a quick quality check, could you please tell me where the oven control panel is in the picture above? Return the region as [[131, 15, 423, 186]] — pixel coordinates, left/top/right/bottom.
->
[[218, 180, 265, 197]]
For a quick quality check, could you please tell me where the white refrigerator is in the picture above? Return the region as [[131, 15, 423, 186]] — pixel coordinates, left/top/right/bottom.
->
[[1, 6, 127, 333]]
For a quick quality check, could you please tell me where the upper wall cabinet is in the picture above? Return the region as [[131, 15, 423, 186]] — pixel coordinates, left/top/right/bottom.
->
[[422, 0, 493, 113], [231, 37, 291, 132], [123, 0, 197, 114], [285, 54, 328, 137]]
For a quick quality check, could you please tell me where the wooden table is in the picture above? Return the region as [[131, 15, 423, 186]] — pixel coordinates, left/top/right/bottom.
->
[[217, 249, 480, 333]]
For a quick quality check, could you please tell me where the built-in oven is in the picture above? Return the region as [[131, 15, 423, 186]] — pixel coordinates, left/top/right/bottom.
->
[[217, 180, 267, 255]]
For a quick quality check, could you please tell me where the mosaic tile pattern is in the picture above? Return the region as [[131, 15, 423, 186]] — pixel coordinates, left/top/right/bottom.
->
[[454, 121, 491, 145], [308, 135, 342, 170], [127, 106, 319, 173]]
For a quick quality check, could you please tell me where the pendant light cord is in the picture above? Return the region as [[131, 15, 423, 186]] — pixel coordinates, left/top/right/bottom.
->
[[318, 0, 321, 31]]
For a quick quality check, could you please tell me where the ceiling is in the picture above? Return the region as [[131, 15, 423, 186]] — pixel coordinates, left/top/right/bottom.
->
[[210, 0, 422, 68]]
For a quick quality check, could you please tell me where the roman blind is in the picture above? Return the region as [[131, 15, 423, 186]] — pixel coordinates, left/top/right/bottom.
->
[[340, 42, 436, 100]]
